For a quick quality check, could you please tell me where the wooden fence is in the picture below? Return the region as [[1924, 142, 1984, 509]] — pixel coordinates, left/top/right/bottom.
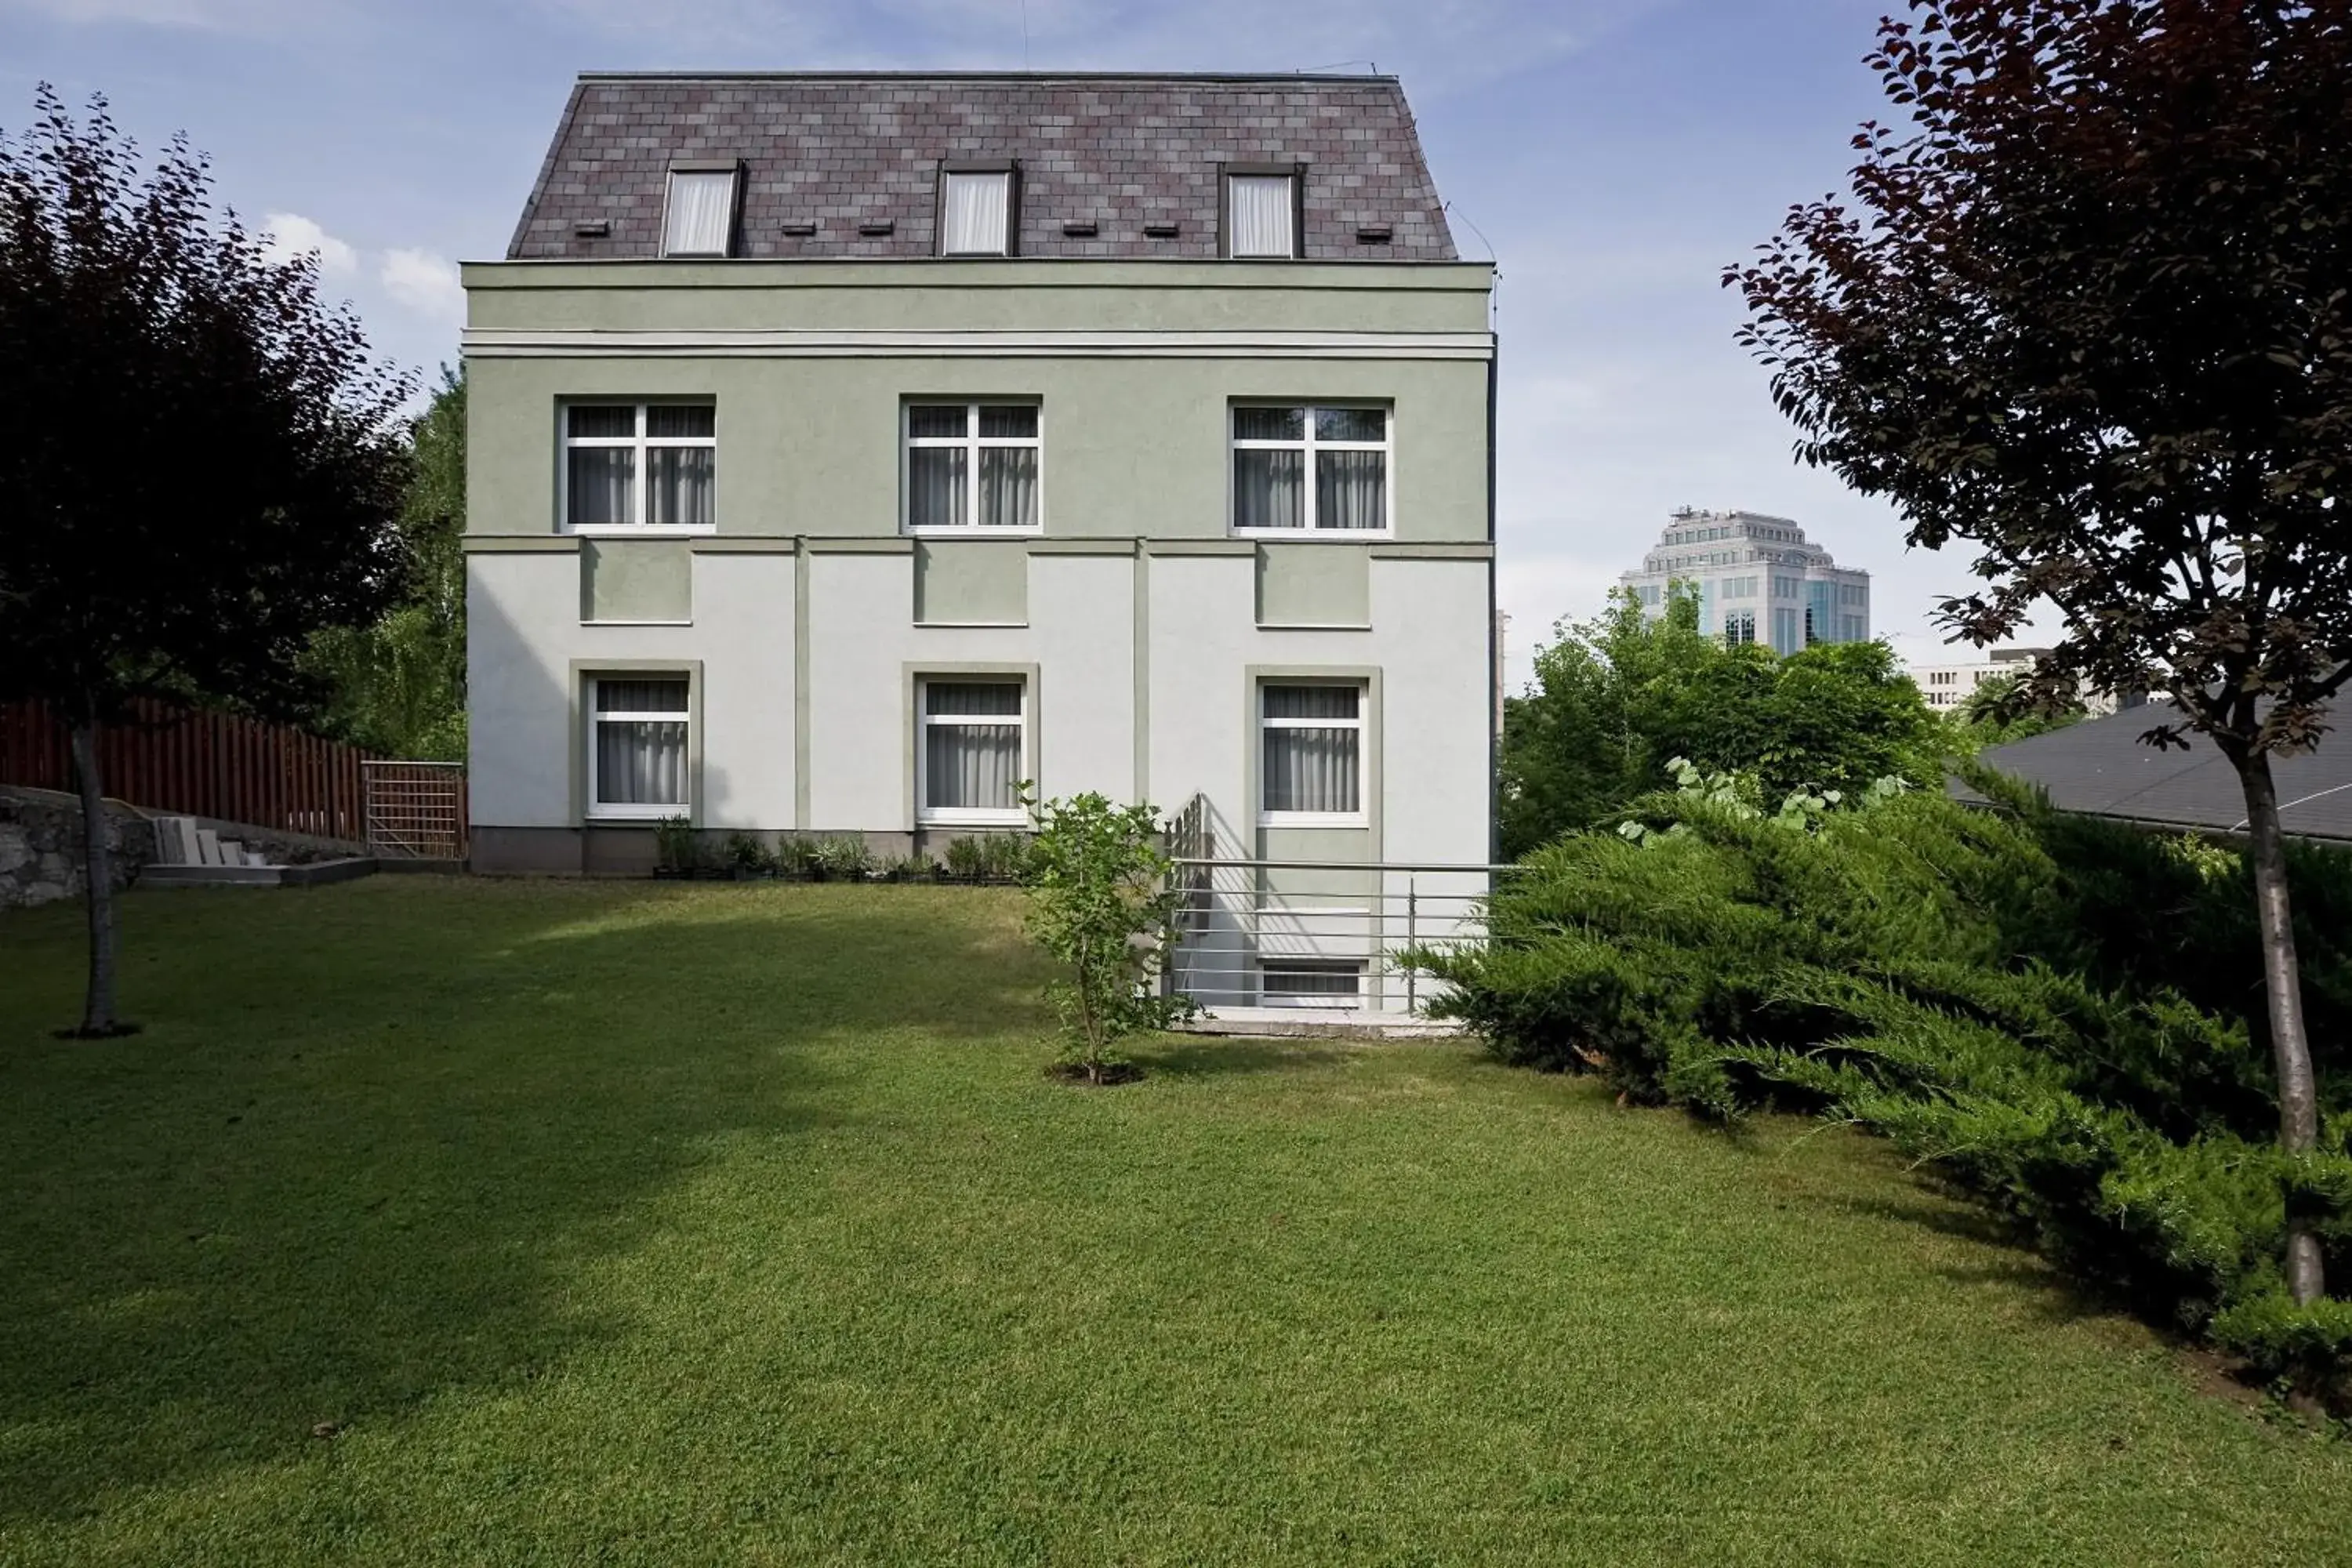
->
[[0, 699, 376, 844]]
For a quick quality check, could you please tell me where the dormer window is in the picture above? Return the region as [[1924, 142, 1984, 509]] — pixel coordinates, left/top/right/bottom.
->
[[939, 165, 1016, 256], [662, 165, 739, 257], [1225, 168, 1300, 259]]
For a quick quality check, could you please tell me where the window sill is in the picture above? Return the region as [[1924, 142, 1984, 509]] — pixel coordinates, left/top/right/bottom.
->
[[1232, 529, 1392, 543], [566, 526, 719, 539], [918, 812, 1027, 829], [586, 808, 690, 823], [1258, 813, 1369, 830], [904, 528, 1046, 540], [582, 619, 694, 628]]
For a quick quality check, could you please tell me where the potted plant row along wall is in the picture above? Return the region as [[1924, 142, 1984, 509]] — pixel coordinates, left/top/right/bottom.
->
[[648, 818, 1031, 885]]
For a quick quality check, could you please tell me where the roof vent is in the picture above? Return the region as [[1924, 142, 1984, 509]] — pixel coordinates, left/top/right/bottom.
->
[[781, 222, 817, 237], [1142, 221, 1180, 238], [1354, 224, 1393, 244], [858, 220, 895, 237], [1062, 220, 1098, 238], [572, 220, 610, 238]]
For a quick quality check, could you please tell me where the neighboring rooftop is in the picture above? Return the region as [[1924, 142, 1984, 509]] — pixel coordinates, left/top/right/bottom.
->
[[1632, 508, 1851, 576], [506, 71, 1457, 263], [1957, 702, 2352, 842]]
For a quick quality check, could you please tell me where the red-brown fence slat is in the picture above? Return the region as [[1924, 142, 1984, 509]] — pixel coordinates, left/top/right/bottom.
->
[[0, 696, 404, 848]]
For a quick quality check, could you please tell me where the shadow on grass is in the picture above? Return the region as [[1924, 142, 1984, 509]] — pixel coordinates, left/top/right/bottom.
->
[[1131, 1037, 1358, 1079], [1804, 1189, 2119, 1329], [0, 881, 1044, 1527]]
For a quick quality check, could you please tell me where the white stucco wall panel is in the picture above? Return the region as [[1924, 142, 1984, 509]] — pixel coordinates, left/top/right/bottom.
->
[[1372, 557, 1495, 867], [468, 553, 582, 828], [691, 552, 797, 829], [1028, 554, 1137, 802], [467, 550, 798, 829]]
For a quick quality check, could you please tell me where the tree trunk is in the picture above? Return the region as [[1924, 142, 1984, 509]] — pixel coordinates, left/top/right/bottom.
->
[[2236, 748, 2326, 1305], [69, 706, 122, 1037]]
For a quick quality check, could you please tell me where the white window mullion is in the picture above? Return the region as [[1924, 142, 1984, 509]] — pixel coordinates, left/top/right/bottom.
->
[[966, 404, 981, 528], [633, 406, 648, 535]]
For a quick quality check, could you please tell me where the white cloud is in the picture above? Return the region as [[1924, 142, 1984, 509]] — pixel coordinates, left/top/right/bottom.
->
[[379, 247, 464, 321], [260, 210, 358, 276], [532, 0, 1671, 97], [0, 0, 331, 28]]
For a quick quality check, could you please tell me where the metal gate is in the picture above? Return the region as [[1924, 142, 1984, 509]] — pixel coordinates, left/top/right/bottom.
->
[[363, 760, 469, 860]]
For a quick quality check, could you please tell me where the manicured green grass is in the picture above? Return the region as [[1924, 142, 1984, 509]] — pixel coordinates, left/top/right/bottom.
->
[[3, 879, 2349, 1565]]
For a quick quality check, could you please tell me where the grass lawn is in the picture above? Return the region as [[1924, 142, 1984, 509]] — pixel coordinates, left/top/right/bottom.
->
[[3, 879, 2350, 1565]]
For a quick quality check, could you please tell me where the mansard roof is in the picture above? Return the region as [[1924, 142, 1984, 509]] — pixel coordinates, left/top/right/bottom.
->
[[507, 71, 1457, 263]]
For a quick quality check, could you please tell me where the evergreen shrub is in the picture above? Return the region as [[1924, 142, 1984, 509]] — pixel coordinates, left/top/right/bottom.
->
[[1420, 766, 2352, 1399]]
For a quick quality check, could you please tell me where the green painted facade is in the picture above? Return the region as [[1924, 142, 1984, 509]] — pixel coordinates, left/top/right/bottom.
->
[[914, 541, 1029, 625], [462, 260, 1494, 554], [1256, 544, 1370, 627], [580, 539, 693, 623]]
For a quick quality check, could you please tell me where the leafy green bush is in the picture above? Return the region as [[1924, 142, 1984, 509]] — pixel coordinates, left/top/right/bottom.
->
[[942, 836, 988, 880], [722, 832, 774, 876], [1020, 792, 1194, 1081], [653, 815, 699, 875], [981, 832, 1033, 882], [1498, 586, 1945, 855], [942, 833, 1031, 883], [813, 835, 872, 881], [1421, 768, 2352, 1400]]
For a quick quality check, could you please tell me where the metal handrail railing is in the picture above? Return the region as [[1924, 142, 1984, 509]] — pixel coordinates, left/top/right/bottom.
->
[[1158, 833, 1518, 1017]]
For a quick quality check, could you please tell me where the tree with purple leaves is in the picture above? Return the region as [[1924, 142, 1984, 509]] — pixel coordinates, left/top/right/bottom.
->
[[0, 88, 411, 1036], [1729, 0, 2352, 1310]]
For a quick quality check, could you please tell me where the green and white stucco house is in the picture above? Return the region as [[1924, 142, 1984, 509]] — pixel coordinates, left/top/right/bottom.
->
[[463, 72, 1498, 925]]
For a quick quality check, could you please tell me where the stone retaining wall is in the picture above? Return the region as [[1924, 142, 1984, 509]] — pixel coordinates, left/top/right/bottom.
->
[[0, 789, 157, 911]]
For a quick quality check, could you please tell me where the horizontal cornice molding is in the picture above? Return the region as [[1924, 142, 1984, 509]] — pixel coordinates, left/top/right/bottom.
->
[[463, 533, 1492, 555], [462, 328, 1496, 362]]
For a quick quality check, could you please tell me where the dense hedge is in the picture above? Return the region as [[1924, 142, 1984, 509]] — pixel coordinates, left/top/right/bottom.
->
[[1420, 770, 2352, 1399]]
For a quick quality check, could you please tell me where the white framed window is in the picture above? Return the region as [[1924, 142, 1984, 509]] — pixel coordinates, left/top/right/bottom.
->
[[940, 169, 1014, 256], [1231, 405, 1391, 535], [1261, 960, 1363, 1010], [588, 677, 690, 820], [562, 403, 716, 533], [903, 403, 1041, 532], [918, 679, 1027, 825], [1261, 683, 1365, 826], [662, 169, 738, 257], [1724, 610, 1757, 646], [1227, 172, 1298, 258]]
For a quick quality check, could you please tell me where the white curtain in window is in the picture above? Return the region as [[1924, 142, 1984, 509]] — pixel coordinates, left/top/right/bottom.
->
[[1229, 174, 1295, 257], [978, 448, 1038, 528], [909, 447, 967, 528], [1315, 451, 1385, 530], [597, 722, 688, 805], [942, 171, 1011, 254], [594, 680, 688, 807], [925, 683, 1022, 811], [664, 171, 735, 256], [1262, 686, 1360, 815], [648, 448, 714, 525], [1234, 450, 1303, 528], [568, 448, 633, 526]]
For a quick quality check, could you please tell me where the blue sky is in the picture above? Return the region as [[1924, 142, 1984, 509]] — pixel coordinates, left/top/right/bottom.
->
[[0, 0, 1993, 688]]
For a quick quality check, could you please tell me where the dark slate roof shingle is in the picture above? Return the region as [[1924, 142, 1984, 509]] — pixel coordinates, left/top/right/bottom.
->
[[1951, 700, 2352, 842], [506, 72, 1457, 263]]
